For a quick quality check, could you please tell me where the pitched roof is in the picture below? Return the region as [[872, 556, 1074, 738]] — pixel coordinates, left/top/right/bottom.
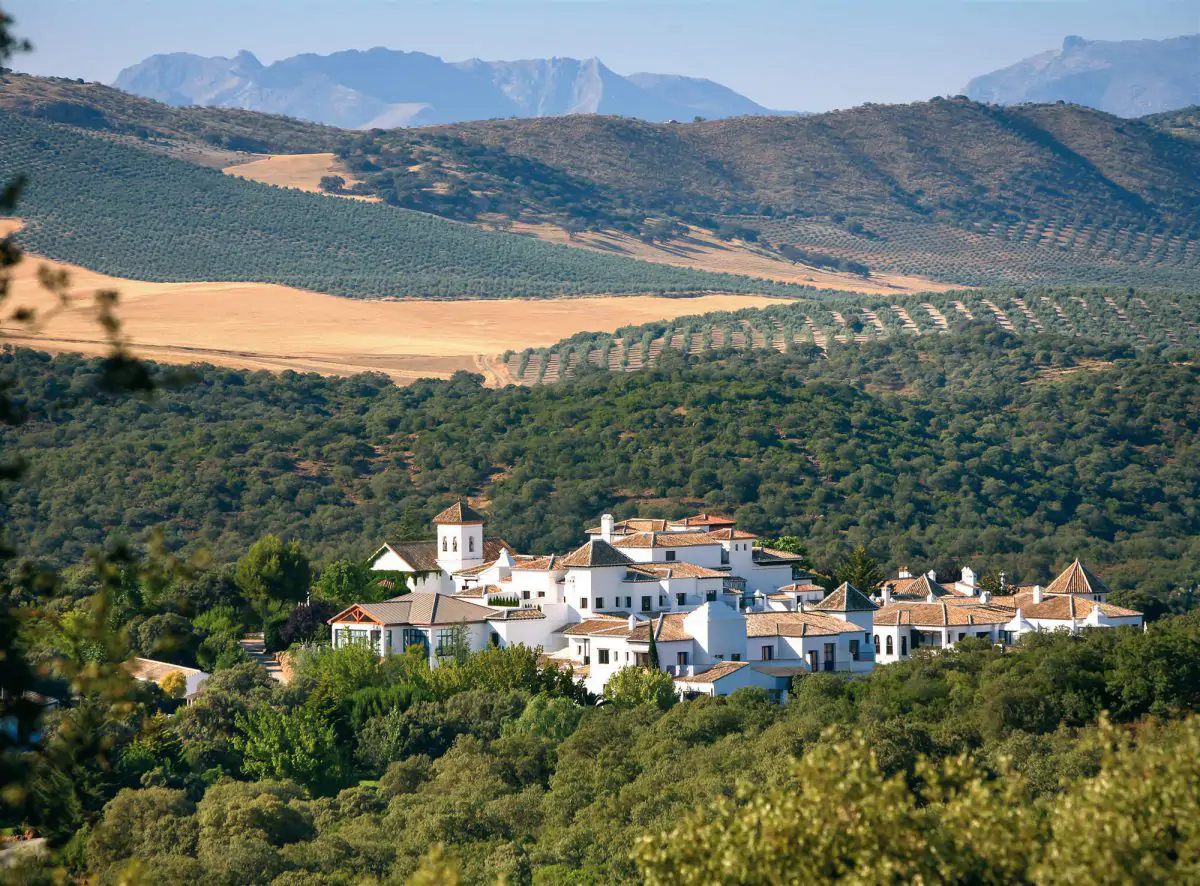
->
[[329, 592, 497, 626], [752, 546, 809, 565], [560, 612, 693, 642], [613, 532, 719, 549], [745, 611, 864, 637], [489, 608, 547, 621], [1044, 559, 1112, 597], [561, 539, 636, 568], [1023, 595, 1141, 620], [126, 658, 207, 682], [562, 617, 633, 637], [674, 513, 737, 528], [886, 573, 952, 601], [705, 528, 758, 540], [676, 660, 749, 684], [626, 562, 728, 579], [373, 538, 514, 572], [813, 582, 879, 613], [432, 500, 487, 525], [584, 518, 670, 534], [777, 582, 826, 593], [873, 602, 1015, 627], [511, 554, 561, 571]]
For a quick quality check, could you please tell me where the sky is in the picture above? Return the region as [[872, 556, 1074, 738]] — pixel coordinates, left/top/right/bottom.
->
[[7, 0, 1200, 112]]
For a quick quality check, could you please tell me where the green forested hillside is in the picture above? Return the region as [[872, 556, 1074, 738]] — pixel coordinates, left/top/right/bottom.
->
[[0, 114, 805, 299], [4, 329, 1199, 604]]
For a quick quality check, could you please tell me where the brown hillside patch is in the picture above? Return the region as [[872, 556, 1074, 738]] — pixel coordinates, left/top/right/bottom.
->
[[0, 222, 784, 386], [508, 222, 955, 295], [223, 153, 378, 201]]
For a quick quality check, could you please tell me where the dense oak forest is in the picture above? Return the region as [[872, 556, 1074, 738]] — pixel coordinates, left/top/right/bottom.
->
[[0, 114, 806, 300], [4, 328, 1199, 612]]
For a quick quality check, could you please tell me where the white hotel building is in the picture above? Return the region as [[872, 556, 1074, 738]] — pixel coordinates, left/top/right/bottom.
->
[[329, 501, 1144, 699]]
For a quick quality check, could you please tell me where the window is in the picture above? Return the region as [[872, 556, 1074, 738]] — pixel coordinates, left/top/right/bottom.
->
[[706, 590, 717, 602], [522, 590, 530, 600], [641, 596, 652, 612], [850, 639, 860, 661], [581, 598, 589, 610], [452, 537, 458, 552], [761, 645, 774, 661], [595, 597, 604, 610], [537, 591, 545, 598], [976, 631, 990, 640], [731, 653, 741, 662], [676, 593, 686, 606], [874, 634, 880, 653], [886, 636, 894, 655], [442, 537, 448, 552], [677, 651, 689, 666], [490, 632, 500, 647], [435, 628, 461, 657], [659, 595, 667, 607], [665, 550, 676, 561], [597, 649, 610, 664], [901, 636, 908, 656], [823, 643, 836, 669], [402, 628, 427, 651], [721, 549, 730, 565], [469, 536, 475, 553], [625, 596, 632, 608]]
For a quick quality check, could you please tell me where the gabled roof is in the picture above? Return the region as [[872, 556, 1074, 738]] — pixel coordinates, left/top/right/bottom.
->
[[777, 582, 826, 593], [674, 512, 737, 528], [561, 539, 636, 568], [329, 592, 496, 626], [626, 562, 728, 579], [745, 611, 864, 637], [371, 538, 514, 572], [614, 532, 719, 549], [1023, 595, 1141, 620], [511, 554, 561, 571], [584, 518, 670, 534], [432, 500, 487, 525], [676, 660, 749, 684], [706, 528, 758, 540], [1044, 559, 1112, 597], [873, 601, 1015, 627], [560, 612, 693, 642], [887, 573, 951, 601], [813, 582, 879, 612], [752, 546, 809, 565], [489, 608, 547, 621]]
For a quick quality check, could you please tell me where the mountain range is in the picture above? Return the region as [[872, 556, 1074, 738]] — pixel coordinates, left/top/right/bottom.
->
[[112, 48, 786, 128], [966, 34, 1200, 118]]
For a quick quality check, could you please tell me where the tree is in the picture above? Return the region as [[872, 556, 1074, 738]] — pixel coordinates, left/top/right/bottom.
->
[[234, 536, 312, 628], [835, 544, 884, 593], [160, 670, 187, 699], [604, 666, 676, 711], [647, 630, 660, 669], [235, 705, 345, 794], [277, 600, 337, 648], [312, 558, 372, 606], [504, 694, 584, 743], [318, 174, 345, 193]]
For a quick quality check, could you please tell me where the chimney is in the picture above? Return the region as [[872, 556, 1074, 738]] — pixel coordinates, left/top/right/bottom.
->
[[999, 571, 1007, 592], [1032, 584, 1044, 604], [627, 614, 637, 631], [799, 600, 806, 612], [927, 569, 937, 582], [882, 586, 893, 605], [961, 566, 977, 589], [979, 590, 992, 605], [601, 513, 615, 542], [898, 565, 912, 579]]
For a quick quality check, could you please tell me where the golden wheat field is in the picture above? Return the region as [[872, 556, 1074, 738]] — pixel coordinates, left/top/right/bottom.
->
[[222, 153, 378, 201], [0, 223, 788, 385]]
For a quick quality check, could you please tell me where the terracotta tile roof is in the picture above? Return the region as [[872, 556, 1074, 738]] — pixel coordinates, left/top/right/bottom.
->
[[330, 592, 496, 626], [676, 660, 749, 684], [627, 562, 727, 579], [561, 539, 636, 568], [374, 538, 513, 572], [752, 547, 809, 565], [777, 582, 826, 593], [873, 602, 1015, 627], [675, 512, 737, 528], [511, 554, 561, 571], [705, 528, 758, 540], [560, 613, 693, 642], [1024, 596, 1142, 620], [813, 583, 879, 613], [1044, 559, 1112, 597], [614, 532, 719, 549], [562, 616, 636, 637], [745, 611, 863, 637], [885, 574, 952, 601], [453, 560, 497, 577], [490, 608, 547, 621], [585, 518, 670, 534], [126, 658, 206, 683], [432, 500, 487, 524]]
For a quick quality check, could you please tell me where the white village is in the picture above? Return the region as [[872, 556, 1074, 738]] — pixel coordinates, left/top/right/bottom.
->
[[328, 501, 1145, 700]]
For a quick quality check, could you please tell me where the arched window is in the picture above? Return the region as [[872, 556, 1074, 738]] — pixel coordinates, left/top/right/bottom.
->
[[886, 636, 894, 655], [873, 634, 880, 654], [469, 536, 475, 553], [452, 537, 458, 552], [442, 537, 447, 552]]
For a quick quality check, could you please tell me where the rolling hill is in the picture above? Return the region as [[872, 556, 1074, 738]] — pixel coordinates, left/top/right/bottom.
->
[[0, 113, 811, 300]]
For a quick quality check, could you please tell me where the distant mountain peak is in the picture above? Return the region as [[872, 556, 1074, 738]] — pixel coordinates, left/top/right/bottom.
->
[[112, 47, 793, 128], [966, 33, 1200, 117]]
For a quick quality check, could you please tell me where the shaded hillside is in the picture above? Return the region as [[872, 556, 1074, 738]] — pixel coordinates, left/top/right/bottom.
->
[[4, 330, 1199, 599], [966, 34, 1200, 118], [0, 114, 808, 300]]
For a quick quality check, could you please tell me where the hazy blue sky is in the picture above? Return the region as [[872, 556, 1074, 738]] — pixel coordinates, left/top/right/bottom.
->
[[8, 0, 1200, 111]]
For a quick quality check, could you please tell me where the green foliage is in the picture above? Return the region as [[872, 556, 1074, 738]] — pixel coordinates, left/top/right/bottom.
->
[[234, 535, 312, 624], [159, 670, 187, 699], [311, 558, 374, 606], [834, 544, 884, 593], [604, 666, 677, 711], [504, 694, 585, 744], [235, 705, 345, 794]]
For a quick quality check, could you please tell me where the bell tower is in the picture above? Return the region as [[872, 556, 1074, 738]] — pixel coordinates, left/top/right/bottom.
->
[[433, 500, 487, 573]]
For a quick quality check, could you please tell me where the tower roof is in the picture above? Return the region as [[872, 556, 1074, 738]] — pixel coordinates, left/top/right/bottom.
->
[[432, 500, 487, 525], [813, 582, 879, 613], [1044, 559, 1111, 596], [560, 539, 635, 568]]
